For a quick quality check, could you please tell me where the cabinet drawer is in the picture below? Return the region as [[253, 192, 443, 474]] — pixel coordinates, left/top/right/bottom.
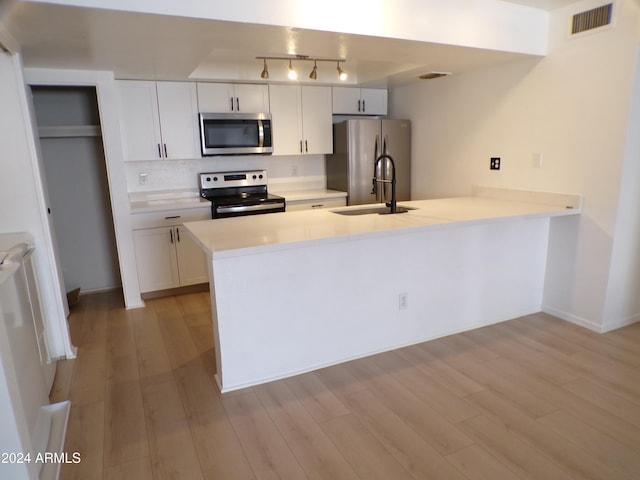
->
[[131, 207, 211, 229]]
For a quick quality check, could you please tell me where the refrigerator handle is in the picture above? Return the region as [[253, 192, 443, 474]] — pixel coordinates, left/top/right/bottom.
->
[[371, 135, 379, 195], [372, 135, 381, 197], [383, 135, 388, 155]]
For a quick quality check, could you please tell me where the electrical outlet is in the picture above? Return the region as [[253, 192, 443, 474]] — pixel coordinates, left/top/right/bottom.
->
[[532, 153, 543, 169], [291, 165, 299, 177], [398, 293, 408, 310], [138, 172, 149, 185], [490, 157, 501, 170]]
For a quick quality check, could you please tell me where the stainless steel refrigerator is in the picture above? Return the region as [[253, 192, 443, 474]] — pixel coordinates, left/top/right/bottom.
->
[[326, 119, 411, 205]]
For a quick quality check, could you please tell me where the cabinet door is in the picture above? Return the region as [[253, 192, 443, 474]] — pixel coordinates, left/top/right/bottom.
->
[[133, 227, 180, 293], [360, 88, 388, 115], [234, 84, 269, 112], [175, 226, 208, 286], [301, 86, 333, 154], [116, 80, 163, 161], [197, 83, 235, 112], [269, 84, 303, 156], [197, 83, 269, 113], [156, 82, 200, 159], [332, 87, 362, 115]]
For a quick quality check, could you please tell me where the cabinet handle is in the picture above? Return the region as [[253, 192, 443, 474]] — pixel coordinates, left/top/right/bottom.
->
[[176, 227, 181, 242], [300, 140, 303, 153], [236, 97, 240, 111], [164, 144, 168, 157], [362, 99, 366, 112], [230, 97, 234, 111], [357, 99, 361, 112], [170, 229, 174, 244], [311, 204, 324, 209], [164, 215, 180, 220], [157, 143, 162, 158], [305, 140, 308, 153]]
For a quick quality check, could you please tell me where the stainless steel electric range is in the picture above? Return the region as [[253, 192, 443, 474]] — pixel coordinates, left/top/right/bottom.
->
[[199, 170, 285, 219]]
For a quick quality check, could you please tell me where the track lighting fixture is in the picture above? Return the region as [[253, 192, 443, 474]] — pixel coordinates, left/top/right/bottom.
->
[[256, 55, 347, 81]]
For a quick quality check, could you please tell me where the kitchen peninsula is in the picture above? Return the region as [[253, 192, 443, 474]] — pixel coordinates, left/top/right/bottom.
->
[[185, 187, 582, 392]]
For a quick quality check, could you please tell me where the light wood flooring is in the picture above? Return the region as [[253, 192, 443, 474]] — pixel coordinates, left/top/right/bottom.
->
[[52, 289, 640, 480]]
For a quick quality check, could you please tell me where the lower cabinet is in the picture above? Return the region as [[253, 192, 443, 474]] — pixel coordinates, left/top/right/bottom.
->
[[133, 225, 208, 293]]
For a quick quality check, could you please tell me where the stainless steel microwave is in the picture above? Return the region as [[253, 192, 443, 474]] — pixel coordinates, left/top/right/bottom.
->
[[199, 112, 273, 156]]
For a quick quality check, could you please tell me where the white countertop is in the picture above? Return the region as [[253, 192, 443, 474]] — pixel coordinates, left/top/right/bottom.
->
[[128, 188, 347, 213], [129, 189, 209, 213], [184, 187, 582, 259]]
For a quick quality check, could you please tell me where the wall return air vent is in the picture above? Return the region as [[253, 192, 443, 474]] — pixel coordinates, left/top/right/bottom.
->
[[571, 3, 613, 35]]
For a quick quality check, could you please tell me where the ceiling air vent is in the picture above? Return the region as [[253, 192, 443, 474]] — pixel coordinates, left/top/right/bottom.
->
[[571, 3, 613, 35]]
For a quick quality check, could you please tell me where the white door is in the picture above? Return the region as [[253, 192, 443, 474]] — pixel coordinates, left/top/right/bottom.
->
[[132, 227, 180, 293], [156, 82, 200, 159], [116, 80, 163, 161], [175, 226, 208, 286], [332, 86, 362, 114], [269, 84, 303, 156], [360, 89, 388, 115], [197, 83, 235, 112], [233, 84, 270, 112], [301, 86, 333, 154]]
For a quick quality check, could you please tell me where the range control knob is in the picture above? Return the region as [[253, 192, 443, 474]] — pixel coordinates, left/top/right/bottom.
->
[[252, 175, 257, 180], [205, 177, 211, 182], [213, 176, 218, 181]]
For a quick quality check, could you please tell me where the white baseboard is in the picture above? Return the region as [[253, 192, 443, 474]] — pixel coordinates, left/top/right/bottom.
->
[[542, 305, 640, 333], [542, 305, 603, 332]]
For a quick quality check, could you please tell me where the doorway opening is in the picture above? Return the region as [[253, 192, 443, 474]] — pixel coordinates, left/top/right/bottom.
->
[[31, 86, 121, 302]]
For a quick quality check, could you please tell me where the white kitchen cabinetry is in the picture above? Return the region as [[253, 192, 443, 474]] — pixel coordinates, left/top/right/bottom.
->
[[269, 85, 332, 156], [197, 83, 269, 112], [132, 209, 209, 293], [332, 87, 388, 115], [116, 80, 200, 161]]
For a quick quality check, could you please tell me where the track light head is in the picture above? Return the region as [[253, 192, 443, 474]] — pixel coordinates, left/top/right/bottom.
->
[[260, 59, 269, 79], [309, 61, 318, 80], [288, 59, 297, 80], [337, 61, 347, 81]]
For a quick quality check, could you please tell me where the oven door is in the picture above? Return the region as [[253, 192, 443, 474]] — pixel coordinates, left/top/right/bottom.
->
[[211, 195, 285, 218], [200, 113, 273, 156]]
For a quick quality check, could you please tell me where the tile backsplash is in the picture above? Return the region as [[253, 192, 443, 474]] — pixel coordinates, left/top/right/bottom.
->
[[125, 154, 326, 193]]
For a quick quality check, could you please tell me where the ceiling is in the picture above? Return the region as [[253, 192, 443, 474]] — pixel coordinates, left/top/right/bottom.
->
[[3, 1, 580, 87]]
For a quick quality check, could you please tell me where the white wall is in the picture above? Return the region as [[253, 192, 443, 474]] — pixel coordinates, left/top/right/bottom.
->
[[124, 154, 326, 193], [391, 0, 640, 331]]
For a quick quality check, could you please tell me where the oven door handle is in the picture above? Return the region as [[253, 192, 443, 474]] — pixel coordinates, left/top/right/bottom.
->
[[216, 203, 283, 214]]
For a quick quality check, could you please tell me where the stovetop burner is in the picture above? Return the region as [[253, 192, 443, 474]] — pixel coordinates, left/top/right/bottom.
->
[[199, 170, 285, 218]]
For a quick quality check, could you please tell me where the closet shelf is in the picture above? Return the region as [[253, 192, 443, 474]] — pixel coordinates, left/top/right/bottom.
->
[[38, 125, 101, 138]]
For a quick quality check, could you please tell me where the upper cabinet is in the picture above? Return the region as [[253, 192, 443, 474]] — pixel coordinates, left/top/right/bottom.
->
[[116, 80, 200, 161], [332, 87, 388, 115], [197, 83, 270, 113], [269, 85, 333, 156]]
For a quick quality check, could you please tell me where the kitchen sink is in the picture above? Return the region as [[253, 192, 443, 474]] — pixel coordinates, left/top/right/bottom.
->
[[331, 205, 415, 216]]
